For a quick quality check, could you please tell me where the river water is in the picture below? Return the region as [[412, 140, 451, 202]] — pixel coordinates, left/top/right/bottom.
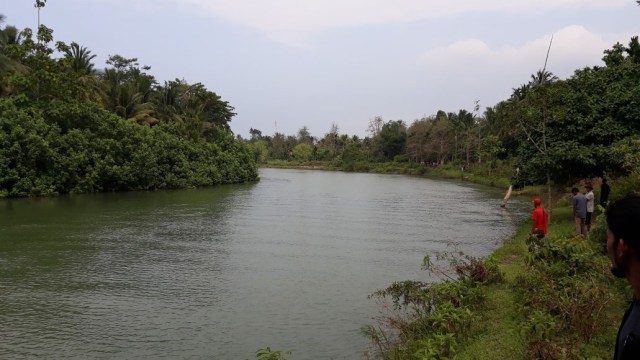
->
[[0, 168, 529, 359]]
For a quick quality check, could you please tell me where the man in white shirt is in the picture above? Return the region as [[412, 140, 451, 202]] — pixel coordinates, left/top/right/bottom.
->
[[585, 184, 595, 232]]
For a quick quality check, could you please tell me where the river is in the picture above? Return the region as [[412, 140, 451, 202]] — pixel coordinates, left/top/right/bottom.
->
[[0, 168, 530, 359]]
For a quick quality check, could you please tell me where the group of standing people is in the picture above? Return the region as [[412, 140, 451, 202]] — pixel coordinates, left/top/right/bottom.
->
[[528, 184, 597, 240], [571, 178, 611, 237], [529, 179, 610, 240]]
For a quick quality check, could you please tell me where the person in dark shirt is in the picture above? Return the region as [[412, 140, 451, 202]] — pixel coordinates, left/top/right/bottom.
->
[[601, 178, 611, 208], [607, 195, 640, 359]]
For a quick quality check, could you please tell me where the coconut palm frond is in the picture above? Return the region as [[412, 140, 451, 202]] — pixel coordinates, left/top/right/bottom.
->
[[64, 42, 96, 75]]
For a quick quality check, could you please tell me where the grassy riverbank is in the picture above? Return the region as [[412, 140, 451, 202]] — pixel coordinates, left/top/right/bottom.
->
[[264, 159, 536, 191], [363, 188, 631, 359], [362, 204, 630, 359], [453, 206, 627, 359]]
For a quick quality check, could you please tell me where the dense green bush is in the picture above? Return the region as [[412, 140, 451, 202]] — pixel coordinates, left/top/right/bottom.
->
[[0, 25, 257, 197], [0, 96, 257, 197]]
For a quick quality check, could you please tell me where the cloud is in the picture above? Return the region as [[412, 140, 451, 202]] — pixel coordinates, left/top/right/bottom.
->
[[134, 0, 630, 47], [415, 25, 628, 109]]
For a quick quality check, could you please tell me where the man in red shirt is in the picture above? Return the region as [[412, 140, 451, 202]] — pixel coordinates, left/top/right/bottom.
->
[[530, 198, 548, 238]]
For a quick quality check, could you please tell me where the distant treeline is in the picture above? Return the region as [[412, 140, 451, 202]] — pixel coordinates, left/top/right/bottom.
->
[[0, 18, 258, 197], [244, 36, 640, 187]]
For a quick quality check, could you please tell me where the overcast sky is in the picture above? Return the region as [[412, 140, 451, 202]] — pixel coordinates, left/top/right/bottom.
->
[[2, 0, 639, 138]]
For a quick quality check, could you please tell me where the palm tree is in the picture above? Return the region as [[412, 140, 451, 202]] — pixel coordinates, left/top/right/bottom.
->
[[2, 25, 24, 46], [60, 42, 105, 102], [35, 0, 46, 28], [64, 42, 96, 75], [0, 14, 10, 72], [625, 36, 640, 63], [0, 15, 7, 70], [510, 84, 531, 101], [528, 69, 558, 86], [0, 16, 27, 94], [456, 109, 476, 164]]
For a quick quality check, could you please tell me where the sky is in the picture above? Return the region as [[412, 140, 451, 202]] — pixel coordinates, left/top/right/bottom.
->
[[2, 0, 639, 139]]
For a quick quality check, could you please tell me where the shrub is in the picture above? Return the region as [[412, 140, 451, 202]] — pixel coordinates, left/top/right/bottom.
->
[[365, 251, 496, 359], [525, 235, 600, 277], [516, 230, 617, 357], [610, 174, 640, 199], [423, 252, 504, 285], [556, 276, 612, 342], [409, 333, 458, 360], [588, 210, 609, 254]]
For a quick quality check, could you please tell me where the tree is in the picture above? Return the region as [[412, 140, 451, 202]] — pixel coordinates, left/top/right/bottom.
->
[[448, 109, 476, 164], [0, 17, 29, 79], [510, 84, 531, 101], [511, 36, 640, 185], [297, 126, 314, 145], [292, 143, 313, 161], [101, 55, 156, 123], [1, 27, 93, 105], [529, 69, 559, 86], [477, 135, 503, 176], [406, 117, 432, 163], [249, 128, 262, 142], [377, 120, 407, 161], [367, 116, 384, 138], [250, 140, 269, 163], [0, 16, 16, 74], [342, 136, 365, 162], [56, 41, 103, 102], [63, 42, 96, 75], [320, 123, 340, 158], [427, 112, 453, 165], [270, 132, 290, 160], [514, 80, 562, 214], [35, 0, 46, 29], [0, 22, 257, 197]]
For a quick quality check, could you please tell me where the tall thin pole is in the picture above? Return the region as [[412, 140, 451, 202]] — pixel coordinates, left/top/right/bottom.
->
[[541, 34, 554, 84], [542, 34, 553, 222]]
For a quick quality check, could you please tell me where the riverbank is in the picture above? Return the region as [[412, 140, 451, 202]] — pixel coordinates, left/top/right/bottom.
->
[[365, 191, 629, 359], [455, 206, 626, 358], [263, 160, 546, 195]]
